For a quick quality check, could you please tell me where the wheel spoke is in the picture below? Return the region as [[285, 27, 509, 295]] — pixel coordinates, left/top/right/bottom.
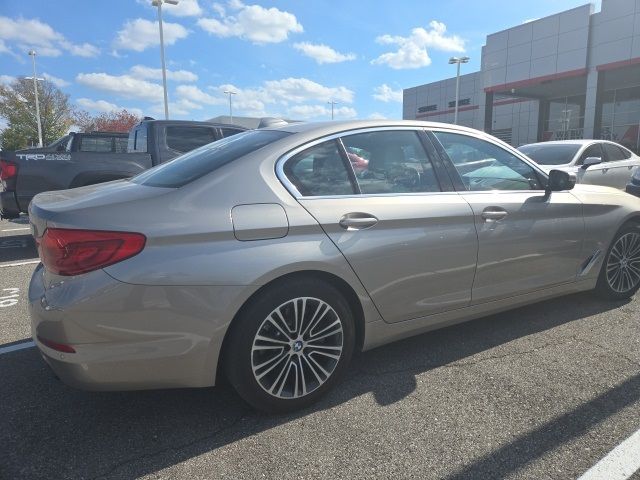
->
[[254, 352, 288, 380], [308, 319, 342, 342]]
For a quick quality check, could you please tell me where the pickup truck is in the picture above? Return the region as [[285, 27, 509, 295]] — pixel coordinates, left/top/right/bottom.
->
[[0, 119, 246, 218]]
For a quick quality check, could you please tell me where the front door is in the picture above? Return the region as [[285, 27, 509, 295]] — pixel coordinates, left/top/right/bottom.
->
[[282, 129, 478, 323], [432, 130, 585, 303]]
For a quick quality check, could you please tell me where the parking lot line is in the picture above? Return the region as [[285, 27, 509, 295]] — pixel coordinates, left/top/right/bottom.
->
[[577, 428, 640, 480], [2, 227, 31, 232], [0, 340, 35, 355], [0, 260, 40, 268]]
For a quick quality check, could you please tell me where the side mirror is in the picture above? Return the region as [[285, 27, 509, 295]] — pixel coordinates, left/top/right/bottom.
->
[[546, 169, 576, 193], [581, 157, 602, 170], [56, 144, 65, 152]]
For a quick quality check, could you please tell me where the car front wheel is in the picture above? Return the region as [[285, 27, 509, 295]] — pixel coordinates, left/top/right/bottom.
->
[[224, 278, 355, 413]]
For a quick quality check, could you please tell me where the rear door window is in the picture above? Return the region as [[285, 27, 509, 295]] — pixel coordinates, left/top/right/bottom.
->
[[341, 130, 441, 194], [166, 126, 217, 153], [283, 140, 356, 196], [133, 130, 290, 188]]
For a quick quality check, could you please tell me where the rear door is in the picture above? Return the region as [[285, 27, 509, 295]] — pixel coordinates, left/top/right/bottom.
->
[[431, 129, 585, 303], [282, 128, 478, 324]]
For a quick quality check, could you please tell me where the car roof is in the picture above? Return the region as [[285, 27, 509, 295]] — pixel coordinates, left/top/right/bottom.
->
[[265, 119, 484, 136]]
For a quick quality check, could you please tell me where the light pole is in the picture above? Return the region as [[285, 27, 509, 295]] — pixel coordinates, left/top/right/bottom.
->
[[327, 100, 338, 120], [28, 50, 43, 147], [152, 0, 178, 120], [449, 56, 469, 125], [224, 90, 236, 123]]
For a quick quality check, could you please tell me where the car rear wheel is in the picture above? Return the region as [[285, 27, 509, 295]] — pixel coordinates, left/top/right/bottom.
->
[[595, 223, 640, 300], [224, 278, 355, 413]]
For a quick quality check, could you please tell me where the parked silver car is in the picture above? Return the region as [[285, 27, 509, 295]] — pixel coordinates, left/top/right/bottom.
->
[[28, 121, 640, 412], [517, 139, 640, 190]]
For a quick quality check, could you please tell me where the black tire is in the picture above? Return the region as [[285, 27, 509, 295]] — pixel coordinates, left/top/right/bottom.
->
[[595, 222, 640, 300], [224, 277, 355, 413]]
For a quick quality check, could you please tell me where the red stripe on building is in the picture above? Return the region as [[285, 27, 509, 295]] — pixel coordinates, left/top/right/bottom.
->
[[416, 105, 479, 118], [484, 68, 588, 93], [596, 57, 640, 72]]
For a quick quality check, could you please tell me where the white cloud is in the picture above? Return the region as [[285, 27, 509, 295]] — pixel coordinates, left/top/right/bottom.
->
[[113, 18, 189, 52], [164, 0, 203, 17], [76, 98, 143, 116], [59, 40, 100, 57], [175, 85, 225, 105], [372, 21, 464, 69], [263, 77, 354, 104], [288, 104, 357, 120], [0, 75, 16, 86], [373, 84, 403, 103], [368, 112, 388, 120], [129, 65, 198, 82], [136, 0, 203, 17], [0, 16, 99, 57], [42, 73, 70, 88], [293, 42, 356, 64], [197, 1, 302, 44], [76, 73, 164, 102]]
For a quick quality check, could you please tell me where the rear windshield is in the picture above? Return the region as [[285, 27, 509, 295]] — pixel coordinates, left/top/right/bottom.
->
[[131, 130, 290, 188], [517, 144, 581, 165]]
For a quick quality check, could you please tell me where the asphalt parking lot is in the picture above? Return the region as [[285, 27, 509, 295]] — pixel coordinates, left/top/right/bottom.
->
[[1, 216, 639, 480]]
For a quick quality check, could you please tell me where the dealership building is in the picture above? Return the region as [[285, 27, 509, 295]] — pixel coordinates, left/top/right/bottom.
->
[[402, 0, 640, 153]]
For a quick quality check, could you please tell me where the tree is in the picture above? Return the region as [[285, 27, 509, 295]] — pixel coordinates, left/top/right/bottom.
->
[[73, 109, 141, 133], [0, 77, 74, 150]]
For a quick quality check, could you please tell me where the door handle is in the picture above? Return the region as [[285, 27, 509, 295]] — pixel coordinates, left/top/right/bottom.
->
[[602, 168, 609, 173], [481, 208, 508, 222], [339, 213, 378, 230]]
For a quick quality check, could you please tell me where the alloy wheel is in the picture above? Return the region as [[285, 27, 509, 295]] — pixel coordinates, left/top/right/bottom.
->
[[251, 297, 344, 399], [606, 232, 640, 293]]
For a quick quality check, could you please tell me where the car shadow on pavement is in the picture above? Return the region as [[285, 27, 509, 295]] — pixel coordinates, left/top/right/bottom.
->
[[0, 292, 635, 479]]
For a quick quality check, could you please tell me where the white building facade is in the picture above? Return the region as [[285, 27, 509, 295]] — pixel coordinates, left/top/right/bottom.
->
[[403, 0, 640, 153]]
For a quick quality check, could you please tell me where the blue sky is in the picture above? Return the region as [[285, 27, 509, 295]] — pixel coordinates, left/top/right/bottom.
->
[[0, 0, 600, 123]]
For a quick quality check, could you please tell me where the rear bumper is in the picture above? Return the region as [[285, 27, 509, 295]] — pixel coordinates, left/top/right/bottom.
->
[[28, 264, 250, 391], [625, 182, 640, 198], [0, 190, 20, 219]]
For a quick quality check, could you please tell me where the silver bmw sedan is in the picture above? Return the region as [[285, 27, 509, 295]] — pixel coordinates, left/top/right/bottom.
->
[[28, 120, 640, 413]]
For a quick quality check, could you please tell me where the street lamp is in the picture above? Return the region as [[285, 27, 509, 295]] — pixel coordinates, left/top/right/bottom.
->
[[224, 90, 236, 124], [449, 56, 470, 125], [327, 100, 338, 120], [151, 0, 178, 120], [28, 50, 43, 147]]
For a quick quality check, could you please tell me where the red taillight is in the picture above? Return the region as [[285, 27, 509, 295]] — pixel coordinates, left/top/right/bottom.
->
[[39, 228, 146, 276], [37, 335, 76, 353], [0, 160, 17, 180]]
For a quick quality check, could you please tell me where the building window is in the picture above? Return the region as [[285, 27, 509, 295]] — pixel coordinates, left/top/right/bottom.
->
[[543, 95, 585, 141], [599, 85, 640, 155]]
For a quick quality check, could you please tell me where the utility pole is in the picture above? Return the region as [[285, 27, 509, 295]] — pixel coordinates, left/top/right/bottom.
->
[[327, 100, 338, 120], [224, 90, 237, 124], [28, 50, 43, 147], [152, 0, 179, 119], [449, 56, 470, 125]]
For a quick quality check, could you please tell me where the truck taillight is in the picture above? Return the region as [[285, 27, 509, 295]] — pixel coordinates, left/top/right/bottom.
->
[[0, 160, 17, 180], [39, 228, 146, 276]]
